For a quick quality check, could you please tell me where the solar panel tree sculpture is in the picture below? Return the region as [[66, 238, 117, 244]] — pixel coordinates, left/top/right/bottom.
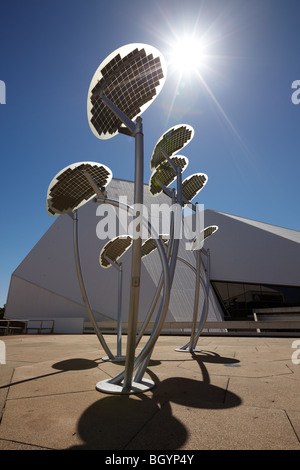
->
[[45, 43, 219, 395]]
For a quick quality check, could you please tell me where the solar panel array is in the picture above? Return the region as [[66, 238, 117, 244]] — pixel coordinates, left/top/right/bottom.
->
[[89, 47, 165, 138], [182, 173, 208, 204], [149, 155, 189, 196], [47, 163, 112, 216], [150, 125, 194, 170], [202, 225, 218, 239], [100, 235, 133, 268], [141, 235, 169, 258]]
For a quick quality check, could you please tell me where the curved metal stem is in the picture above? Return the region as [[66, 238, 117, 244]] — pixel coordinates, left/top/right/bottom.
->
[[175, 254, 209, 351], [102, 255, 124, 360], [117, 264, 123, 358], [72, 211, 114, 360]]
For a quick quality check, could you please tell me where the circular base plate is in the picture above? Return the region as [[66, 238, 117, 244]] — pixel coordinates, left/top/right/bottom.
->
[[174, 348, 202, 353], [96, 378, 155, 395], [102, 355, 126, 363]]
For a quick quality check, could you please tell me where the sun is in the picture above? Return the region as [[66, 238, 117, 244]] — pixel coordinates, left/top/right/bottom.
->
[[168, 35, 208, 76]]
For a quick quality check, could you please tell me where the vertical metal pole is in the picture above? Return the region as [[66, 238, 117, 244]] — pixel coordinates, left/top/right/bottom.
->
[[189, 248, 201, 350], [117, 264, 123, 357], [123, 117, 144, 391], [174, 257, 208, 352], [192, 248, 212, 348]]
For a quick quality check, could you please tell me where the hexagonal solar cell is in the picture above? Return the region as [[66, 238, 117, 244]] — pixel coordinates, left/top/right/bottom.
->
[[150, 124, 194, 170], [141, 235, 169, 258], [99, 235, 133, 268], [46, 162, 112, 216], [149, 155, 189, 196], [87, 44, 167, 140], [182, 173, 208, 204]]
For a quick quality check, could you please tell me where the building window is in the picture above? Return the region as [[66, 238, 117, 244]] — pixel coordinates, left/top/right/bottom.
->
[[211, 281, 300, 320]]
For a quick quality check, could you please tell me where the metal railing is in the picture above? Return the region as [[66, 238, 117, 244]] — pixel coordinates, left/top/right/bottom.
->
[[0, 320, 27, 335], [2, 317, 299, 337], [0, 319, 54, 335], [83, 319, 300, 336], [204, 320, 300, 336]]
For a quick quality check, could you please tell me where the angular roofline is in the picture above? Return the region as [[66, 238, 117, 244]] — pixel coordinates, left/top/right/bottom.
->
[[203, 209, 300, 245]]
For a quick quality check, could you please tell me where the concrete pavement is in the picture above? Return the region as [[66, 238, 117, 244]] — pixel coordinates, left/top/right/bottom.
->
[[0, 334, 299, 450]]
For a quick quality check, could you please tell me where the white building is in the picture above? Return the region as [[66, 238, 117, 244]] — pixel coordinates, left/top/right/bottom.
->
[[5, 178, 300, 334]]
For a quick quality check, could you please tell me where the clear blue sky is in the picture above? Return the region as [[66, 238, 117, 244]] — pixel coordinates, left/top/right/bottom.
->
[[0, 0, 300, 307]]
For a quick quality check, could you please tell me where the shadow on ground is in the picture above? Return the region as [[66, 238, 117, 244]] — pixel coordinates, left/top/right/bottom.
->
[[0, 358, 100, 391], [67, 351, 242, 450]]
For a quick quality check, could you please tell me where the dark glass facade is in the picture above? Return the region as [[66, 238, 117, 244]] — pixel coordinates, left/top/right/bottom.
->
[[211, 281, 300, 320]]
